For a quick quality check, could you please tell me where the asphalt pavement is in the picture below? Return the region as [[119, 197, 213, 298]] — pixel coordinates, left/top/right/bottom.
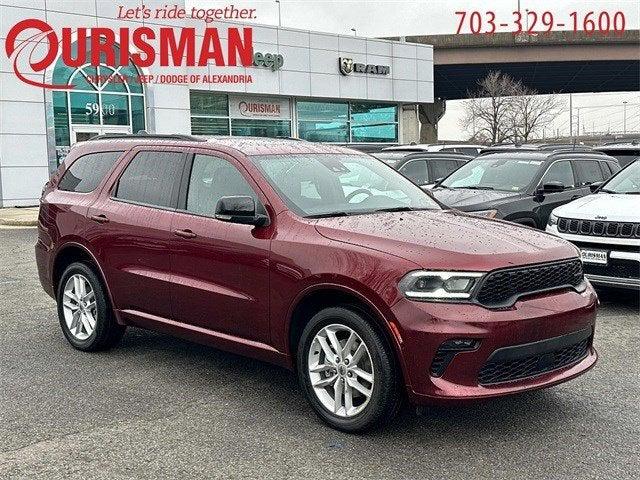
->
[[0, 227, 638, 479]]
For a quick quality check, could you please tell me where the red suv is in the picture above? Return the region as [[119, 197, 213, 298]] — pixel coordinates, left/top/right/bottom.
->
[[36, 135, 598, 432]]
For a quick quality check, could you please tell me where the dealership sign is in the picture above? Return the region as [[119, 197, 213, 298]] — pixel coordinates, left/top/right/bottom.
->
[[339, 57, 390, 76], [252, 52, 284, 71], [4, 19, 254, 89], [229, 95, 291, 119]]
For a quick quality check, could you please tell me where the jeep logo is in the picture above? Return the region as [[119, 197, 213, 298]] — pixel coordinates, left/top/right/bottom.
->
[[252, 52, 284, 71], [339, 57, 390, 76]]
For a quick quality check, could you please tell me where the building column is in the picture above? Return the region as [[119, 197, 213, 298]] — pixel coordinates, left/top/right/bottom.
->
[[418, 99, 446, 143], [400, 105, 419, 144]]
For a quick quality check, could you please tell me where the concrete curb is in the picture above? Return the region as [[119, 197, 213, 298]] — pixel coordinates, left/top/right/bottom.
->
[[0, 208, 39, 227]]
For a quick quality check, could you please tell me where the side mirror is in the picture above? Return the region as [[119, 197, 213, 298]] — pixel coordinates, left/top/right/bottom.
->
[[536, 181, 565, 195], [589, 181, 604, 193], [215, 196, 270, 227]]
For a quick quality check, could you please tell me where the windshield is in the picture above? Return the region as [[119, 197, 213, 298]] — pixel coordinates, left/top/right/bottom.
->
[[252, 154, 440, 217], [600, 160, 640, 194], [440, 156, 543, 192]]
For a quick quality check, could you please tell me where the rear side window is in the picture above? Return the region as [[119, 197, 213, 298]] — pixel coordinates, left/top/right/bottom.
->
[[399, 160, 428, 185], [115, 151, 185, 208], [576, 160, 605, 186], [58, 151, 123, 193]]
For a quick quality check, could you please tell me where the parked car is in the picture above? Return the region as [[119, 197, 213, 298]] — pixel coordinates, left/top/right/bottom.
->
[[36, 134, 598, 432], [547, 160, 640, 290], [594, 140, 640, 168], [381, 143, 484, 156], [373, 152, 472, 188], [431, 150, 620, 228]]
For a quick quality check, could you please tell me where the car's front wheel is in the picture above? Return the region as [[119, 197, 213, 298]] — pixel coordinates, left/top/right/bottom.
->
[[57, 262, 125, 351], [297, 306, 402, 432]]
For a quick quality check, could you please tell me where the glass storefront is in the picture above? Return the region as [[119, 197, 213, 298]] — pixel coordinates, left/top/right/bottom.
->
[[50, 39, 146, 164], [190, 91, 398, 143]]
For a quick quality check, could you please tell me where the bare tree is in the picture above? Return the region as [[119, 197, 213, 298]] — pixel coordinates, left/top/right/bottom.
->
[[460, 71, 520, 144], [507, 86, 566, 142], [460, 71, 565, 144]]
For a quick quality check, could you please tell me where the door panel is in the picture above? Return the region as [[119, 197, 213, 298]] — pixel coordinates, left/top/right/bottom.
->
[[85, 148, 186, 319], [533, 160, 584, 228], [170, 152, 271, 343]]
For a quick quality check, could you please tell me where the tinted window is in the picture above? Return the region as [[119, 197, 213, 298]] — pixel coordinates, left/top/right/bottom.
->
[[186, 155, 258, 217], [431, 160, 459, 181], [58, 151, 122, 193], [399, 160, 428, 185], [457, 147, 480, 156], [576, 160, 605, 186], [441, 157, 543, 192], [540, 161, 575, 188], [115, 151, 184, 208]]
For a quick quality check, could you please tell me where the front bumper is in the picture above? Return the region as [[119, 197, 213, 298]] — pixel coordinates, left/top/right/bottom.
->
[[391, 285, 598, 404], [546, 225, 640, 290]]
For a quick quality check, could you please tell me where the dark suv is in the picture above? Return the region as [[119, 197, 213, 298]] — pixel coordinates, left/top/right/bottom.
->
[[373, 152, 472, 188], [431, 150, 620, 228], [36, 135, 598, 432]]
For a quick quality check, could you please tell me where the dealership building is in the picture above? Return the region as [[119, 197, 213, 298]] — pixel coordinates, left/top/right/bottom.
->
[[0, 0, 434, 206]]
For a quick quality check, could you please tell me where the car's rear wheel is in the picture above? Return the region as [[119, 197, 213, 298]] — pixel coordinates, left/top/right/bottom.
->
[[297, 306, 402, 432], [57, 262, 125, 351]]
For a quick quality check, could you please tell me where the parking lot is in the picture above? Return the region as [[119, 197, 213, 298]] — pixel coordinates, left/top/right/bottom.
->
[[0, 226, 638, 479]]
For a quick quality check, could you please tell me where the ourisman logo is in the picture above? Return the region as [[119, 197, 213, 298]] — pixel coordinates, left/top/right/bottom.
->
[[4, 19, 254, 89]]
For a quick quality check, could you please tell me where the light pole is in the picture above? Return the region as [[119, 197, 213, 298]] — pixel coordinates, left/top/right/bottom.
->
[[623, 101, 628, 134], [275, 0, 281, 27], [351, 28, 357, 36]]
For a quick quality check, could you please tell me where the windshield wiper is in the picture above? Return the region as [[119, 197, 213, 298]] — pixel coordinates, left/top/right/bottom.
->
[[462, 186, 495, 190], [305, 211, 350, 219], [373, 206, 415, 213], [598, 188, 616, 193]]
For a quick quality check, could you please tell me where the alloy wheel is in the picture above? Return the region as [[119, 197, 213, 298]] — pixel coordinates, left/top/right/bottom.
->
[[307, 324, 375, 417], [62, 274, 97, 341]]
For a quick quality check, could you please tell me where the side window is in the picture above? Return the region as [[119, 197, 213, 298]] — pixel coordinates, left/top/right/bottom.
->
[[541, 161, 575, 188], [431, 160, 459, 181], [186, 154, 258, 217], [576, 160, 605, 186], [399, 160, 428, 185], [115, 151, 185, 208], [58, 151, 123, 193]]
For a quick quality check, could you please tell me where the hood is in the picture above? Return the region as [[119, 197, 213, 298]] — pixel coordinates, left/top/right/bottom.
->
[[553, 193, 639, 222], [431, 188, 520, 210], [314, 210, 577, 272]]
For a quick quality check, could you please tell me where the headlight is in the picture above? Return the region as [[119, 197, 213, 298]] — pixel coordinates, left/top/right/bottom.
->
[[547, 213, 558, 226], [471, 209, 498, 218], [398, 271, 484, 301]]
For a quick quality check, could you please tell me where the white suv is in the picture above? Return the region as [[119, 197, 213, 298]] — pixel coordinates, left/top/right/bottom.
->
[[547, 161, 640, 290]]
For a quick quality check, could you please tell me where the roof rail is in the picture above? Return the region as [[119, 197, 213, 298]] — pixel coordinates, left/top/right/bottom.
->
[[88, 131, 207, 142], [548, 149, 608, 157]]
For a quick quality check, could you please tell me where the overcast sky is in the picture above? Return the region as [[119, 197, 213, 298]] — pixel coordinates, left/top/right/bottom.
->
[[189, 0, 640, 140]]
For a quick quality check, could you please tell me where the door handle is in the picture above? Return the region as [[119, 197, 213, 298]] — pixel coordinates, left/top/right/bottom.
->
[[174, 229, 197, 239], [90, 214, 109, 224]]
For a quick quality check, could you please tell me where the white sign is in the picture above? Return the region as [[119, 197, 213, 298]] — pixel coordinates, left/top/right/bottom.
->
[[229, 95, 291, 120]]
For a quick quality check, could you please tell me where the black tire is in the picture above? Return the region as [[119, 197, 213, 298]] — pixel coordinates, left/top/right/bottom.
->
[[56, 262, 125, 351], [296, 306, 402, 432]]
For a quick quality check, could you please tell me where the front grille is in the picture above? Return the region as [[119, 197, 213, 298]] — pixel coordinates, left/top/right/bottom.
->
[[557, 217, 640, 239], [478, 337, 590, 385], [475, 259, 584, 308]]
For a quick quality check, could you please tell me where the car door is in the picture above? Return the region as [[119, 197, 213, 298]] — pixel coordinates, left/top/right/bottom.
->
[[533, 160, 581, 228], [169, 150, 272, 343], [85, 147, 186, 321]]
